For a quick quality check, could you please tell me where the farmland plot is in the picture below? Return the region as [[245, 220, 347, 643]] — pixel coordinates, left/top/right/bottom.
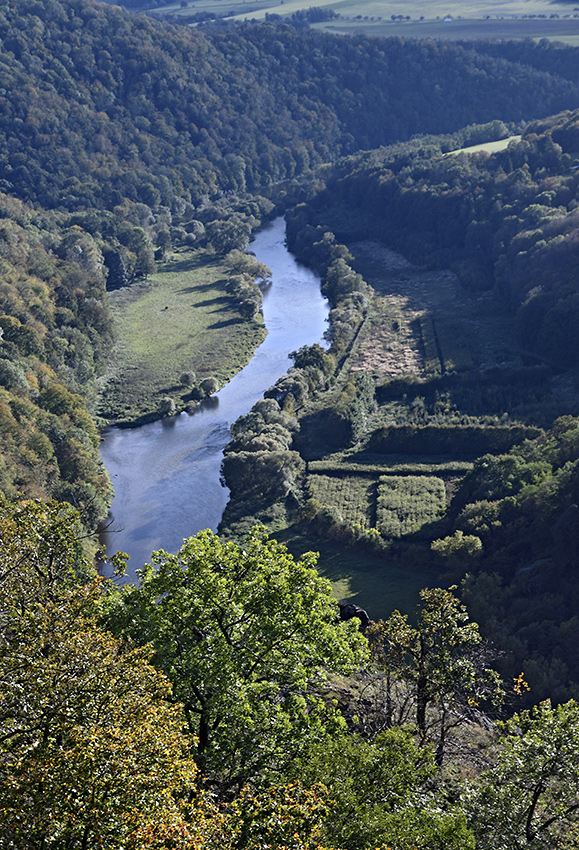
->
[[376, 475, 446, 538], [309, 474, 375, 528]]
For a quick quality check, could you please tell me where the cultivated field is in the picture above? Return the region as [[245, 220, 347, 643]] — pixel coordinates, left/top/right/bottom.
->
[[309, 473, 375, 527], [308, 470, 448, 539], [151, 0, 579, 44], [347, 242, 517, 381], [376, 475, 447, 538]]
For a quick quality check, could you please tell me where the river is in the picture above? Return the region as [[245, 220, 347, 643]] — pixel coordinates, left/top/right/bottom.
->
[[99, 217, 329, 578]]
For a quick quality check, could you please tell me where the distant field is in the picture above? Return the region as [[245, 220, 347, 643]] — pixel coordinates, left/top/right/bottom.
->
[[445, 135, 522, 156], [318, 16, 579, 42], [149, 0, 579, 43], [376, 475, 447, 538], [98, 250, 265, 423], [309, 474, 375, 527]]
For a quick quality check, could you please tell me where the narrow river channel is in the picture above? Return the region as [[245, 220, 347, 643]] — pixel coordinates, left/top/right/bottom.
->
[[99, 217, 329, 578]]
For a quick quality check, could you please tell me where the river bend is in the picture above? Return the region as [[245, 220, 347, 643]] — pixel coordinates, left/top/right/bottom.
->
[[100, 218, 329, 578]]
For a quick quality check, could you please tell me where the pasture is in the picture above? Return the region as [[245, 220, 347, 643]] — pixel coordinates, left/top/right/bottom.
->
[[97, 250, 265, 423]]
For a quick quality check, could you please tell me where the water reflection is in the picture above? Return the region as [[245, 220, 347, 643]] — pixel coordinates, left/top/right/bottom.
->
[[99, 218, 329, 578]]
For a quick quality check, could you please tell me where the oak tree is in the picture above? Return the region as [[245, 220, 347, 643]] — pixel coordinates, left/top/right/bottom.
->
[[106, 527, 368, 794], [466, 699, 579, 850], [368, 587, 504, 765]]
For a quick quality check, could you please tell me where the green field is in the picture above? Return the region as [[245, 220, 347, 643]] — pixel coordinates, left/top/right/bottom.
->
[[309, 457, 474, 475], [308, 469, 449, 540], [318, 16, 579, 43], [309, 474, 375, 527], [376, 475, 447, 538], [149, 0, 579, 44], [445, 135, 522, 156], [278, 527, 435, 617], [97, 250, 266, 423]]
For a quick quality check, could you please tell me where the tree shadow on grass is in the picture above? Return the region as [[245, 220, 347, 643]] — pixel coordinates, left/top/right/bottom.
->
[[209, 318, 244, 329], [278, 525, 433, 619], [163, 256, 207, 274], [195, 295, 230, 307], [178, 278, 228, 294]]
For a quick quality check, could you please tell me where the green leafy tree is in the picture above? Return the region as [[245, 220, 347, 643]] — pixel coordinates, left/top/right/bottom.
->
[[200, 376, 220, 396], [368, 587, 504, 765], [430, 530, 483, 568], [224, 249, 271, 283], [287, 728, 474, 850], [222, 448, 306, 500], [106, 527, 368, 794], [465, 699, 579, 850]]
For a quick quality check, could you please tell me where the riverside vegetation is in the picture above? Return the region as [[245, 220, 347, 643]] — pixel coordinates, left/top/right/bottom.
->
[[4, 0, 579, 845]]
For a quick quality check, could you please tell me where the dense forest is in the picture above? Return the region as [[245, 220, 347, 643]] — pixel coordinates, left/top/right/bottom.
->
[[1, 0, 579, 211], [4, 0, 579, 845]]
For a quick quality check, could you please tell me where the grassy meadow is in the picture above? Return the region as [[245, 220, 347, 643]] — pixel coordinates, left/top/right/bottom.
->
[[97, 250, 266, 423], [278, 526, 436, 615], [444, 135, 522, 156]]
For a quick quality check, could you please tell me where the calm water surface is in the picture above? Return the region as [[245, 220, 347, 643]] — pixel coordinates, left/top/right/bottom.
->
[[100, 218, 329, 576]]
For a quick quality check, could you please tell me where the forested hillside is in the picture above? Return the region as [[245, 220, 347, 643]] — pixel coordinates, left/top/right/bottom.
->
[[293, 110, 579, 368], [1, 0, 577, 524], [0, 0, 578, 212], [0, 195, 111, 524]]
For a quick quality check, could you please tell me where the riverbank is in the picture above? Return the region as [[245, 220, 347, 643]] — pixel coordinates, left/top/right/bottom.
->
[[96, 249, 267, 426], [99, 218, 331, 574]]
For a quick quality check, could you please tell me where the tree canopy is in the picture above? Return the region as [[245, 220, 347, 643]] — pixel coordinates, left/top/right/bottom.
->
[[0, 498, 209, 849], [105, 527, 368, 793]]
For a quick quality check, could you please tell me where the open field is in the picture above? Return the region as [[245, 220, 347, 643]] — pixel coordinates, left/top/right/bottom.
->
[[308, 457, 474, 475], [348, 242, 518, 380], [97, 250, 265, 423], [278, 526, 436, 616], [307, 467, 449, 541], [291, 236, 534, 589], [445, 135, 521, 156], [147, 0, 579, 44], [318, 16, 579, 42]]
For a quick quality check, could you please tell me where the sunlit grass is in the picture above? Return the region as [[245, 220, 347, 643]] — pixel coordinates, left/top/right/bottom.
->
[[98, 249, 266, 422]]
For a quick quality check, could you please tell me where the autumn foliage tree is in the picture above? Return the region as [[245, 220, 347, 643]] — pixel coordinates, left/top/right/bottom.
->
[[0, 498, 212, 849]]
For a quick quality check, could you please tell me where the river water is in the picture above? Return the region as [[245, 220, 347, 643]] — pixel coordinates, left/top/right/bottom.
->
[[99, 217, 330, 577]]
